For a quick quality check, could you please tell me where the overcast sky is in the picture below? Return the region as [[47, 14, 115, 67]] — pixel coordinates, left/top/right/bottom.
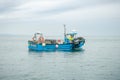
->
[[0, 0, 120, 36]]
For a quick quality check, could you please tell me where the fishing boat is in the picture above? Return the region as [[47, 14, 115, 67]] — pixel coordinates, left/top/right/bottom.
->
[[28, 25, 85, 51]]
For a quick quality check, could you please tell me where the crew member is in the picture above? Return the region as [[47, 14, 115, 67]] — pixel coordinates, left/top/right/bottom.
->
[[38, 35, 45, 43], [68, 35, 74, 43]]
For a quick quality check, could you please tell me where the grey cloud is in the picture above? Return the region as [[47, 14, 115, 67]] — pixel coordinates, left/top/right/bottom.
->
[[0, 0, 29, 14], [0, 0, 120, 36], [34, 0, 120, 16], [0, 0, 120, 15]]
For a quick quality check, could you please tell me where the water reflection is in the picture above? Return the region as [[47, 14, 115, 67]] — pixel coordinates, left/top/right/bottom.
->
[[28, 48, 85, 58]]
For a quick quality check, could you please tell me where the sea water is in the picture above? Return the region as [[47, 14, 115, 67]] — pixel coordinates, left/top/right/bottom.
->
[[0, 35, 120, 80]]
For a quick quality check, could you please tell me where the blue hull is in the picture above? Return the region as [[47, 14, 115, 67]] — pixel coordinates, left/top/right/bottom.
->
[[28, 42, 84, 51]]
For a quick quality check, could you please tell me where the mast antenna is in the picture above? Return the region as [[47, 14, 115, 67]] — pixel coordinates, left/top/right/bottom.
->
[[64, 24, 66, 37]]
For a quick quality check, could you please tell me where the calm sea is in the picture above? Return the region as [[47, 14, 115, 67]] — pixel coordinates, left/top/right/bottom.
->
[[0, 35, 120, 80]]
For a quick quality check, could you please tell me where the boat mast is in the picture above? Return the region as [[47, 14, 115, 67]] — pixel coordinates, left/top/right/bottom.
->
[[64, 24, 67, 43], [64, 24, 66, 37]]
